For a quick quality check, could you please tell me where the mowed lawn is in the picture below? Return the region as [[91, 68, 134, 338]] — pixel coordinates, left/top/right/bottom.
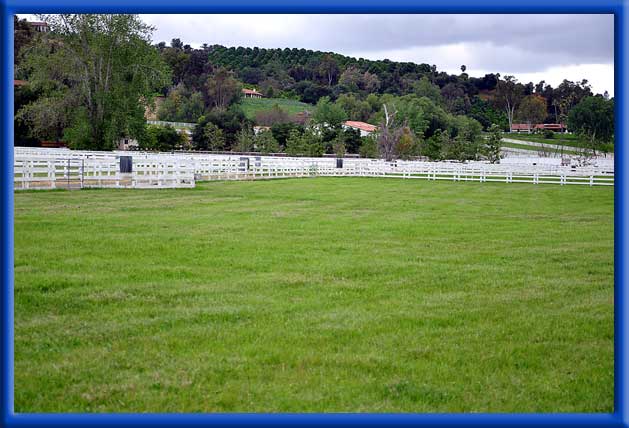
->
[[14, 178, 613, 413]]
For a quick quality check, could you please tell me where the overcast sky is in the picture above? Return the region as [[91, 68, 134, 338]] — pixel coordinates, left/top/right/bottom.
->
[[141, 14, 614, 96], [21, 14, 614, 95]]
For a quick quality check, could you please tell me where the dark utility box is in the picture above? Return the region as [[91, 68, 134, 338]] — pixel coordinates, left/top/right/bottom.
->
[[120, 156, 133, 173]]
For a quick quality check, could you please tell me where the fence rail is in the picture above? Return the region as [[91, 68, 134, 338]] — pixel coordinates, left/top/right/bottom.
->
[[14, 147, 614, 190], [14, 156, 194, 190]]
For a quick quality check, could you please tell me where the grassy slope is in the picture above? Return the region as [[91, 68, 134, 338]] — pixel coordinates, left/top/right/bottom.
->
[[505, 133, 589, 149], [501, 142, 582, 156], [239, 97, 314, 120], [14, 178, 613, 413]]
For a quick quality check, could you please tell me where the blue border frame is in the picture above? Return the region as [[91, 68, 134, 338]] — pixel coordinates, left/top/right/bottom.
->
[[1, 1, 627, 427]]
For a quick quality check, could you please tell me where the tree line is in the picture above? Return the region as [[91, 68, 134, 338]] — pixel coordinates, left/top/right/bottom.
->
[[13, 15, 614, 159]]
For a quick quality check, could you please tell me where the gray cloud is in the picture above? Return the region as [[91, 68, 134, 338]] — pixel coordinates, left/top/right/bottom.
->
[[144, 14, 613, 67], [134, 14, 612, 94]]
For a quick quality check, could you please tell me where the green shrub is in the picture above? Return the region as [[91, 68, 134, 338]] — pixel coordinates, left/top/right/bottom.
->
[[359, 136, 378, 158], [543, 129, 555, 139]]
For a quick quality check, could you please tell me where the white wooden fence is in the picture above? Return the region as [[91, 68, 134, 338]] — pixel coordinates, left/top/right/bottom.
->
[[14, 156, 194, 190], [13, 147, 614, 190]]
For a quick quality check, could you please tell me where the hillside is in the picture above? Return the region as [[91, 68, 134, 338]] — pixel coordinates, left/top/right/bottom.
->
[[239, 97, 314, 120]]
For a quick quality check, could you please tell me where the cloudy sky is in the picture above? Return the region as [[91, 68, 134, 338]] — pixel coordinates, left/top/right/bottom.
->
[[141, 14, 614, 96]]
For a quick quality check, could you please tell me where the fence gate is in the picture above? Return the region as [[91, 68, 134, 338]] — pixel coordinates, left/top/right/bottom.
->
[[54, 158, 84, 190]]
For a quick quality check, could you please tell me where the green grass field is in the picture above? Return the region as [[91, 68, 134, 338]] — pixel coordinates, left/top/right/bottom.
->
[[14, 178, 613, 413], [239, 97, 314, 120]]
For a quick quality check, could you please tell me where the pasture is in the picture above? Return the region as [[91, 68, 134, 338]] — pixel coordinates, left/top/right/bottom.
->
[[14, 178, 613, 413], [239, 97, 315, 120]]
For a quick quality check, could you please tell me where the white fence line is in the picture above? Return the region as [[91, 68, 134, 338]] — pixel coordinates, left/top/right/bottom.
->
[[14, 156, 195, 190], [13, 147, 614, 190]]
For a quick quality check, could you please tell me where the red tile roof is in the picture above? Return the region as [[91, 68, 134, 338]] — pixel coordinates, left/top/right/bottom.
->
[[242, 88, 263, 96], [14, 79, 27, 86], [343, 121, 378, 132]]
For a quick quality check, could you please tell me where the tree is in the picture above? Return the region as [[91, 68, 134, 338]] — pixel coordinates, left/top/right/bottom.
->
[[198, 107, 252, 150], [448, 115, 483, 160], [469, 97, 508, 131], [15, 89, 74, 143], [516, 95, 547, 132], [271, 123, 303, 149], [14, 83, 42, 146], [422, 129, 449, 161], [484, 124, 502, 163], [206, 67, 241, 109], [14, 16, 34, 67], [377, 103, 402, 161], [395, 127, 418, 160], [495, 75, 524, 132], [335, 94, 371, 122], [317, 54, 340, 86], [158, 84, 204, 123], [361, 71, 381, 93], [139, 124, 185, 151], [18, 14, 170, 150], [553, 79, 593, 123], [441, 83, 471, 115], [359, 135, 378, 158], [412, 77, 442, 105], [313, 96, 347, 129], [160, 42, 190, 86], [567, 96, 614, 154], [302, 128, 325, 156], [429, 64, 437, 83], [285, 129, 307, 156], [332, 139, 346, 158], [198, 122, 225, 151], [337, 128, 363, 154], [383, 94, 450, 139], [255, 130, 280, 154], [233, 129, 255, 152], [338, 66, 362, 92]]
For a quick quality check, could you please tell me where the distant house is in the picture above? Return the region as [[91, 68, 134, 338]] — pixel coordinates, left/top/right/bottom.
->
[[342, 121, 378, 137], [29, 21, 49, 33], [14, 79, 27, 87], [510, 123, 567, 133], [242, 88, 263, 99], [510, 123, 533, 133]]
